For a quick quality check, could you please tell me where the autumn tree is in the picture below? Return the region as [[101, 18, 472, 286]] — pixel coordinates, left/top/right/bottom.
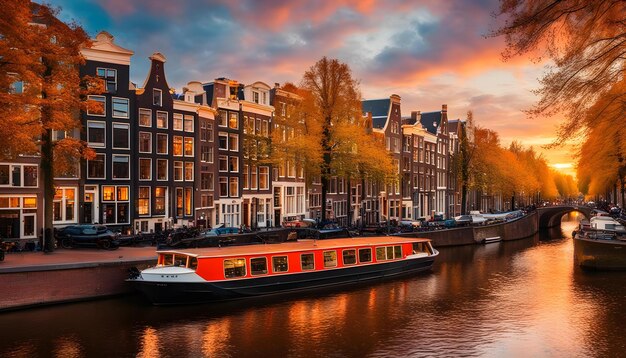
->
[[0, 2, 96, 251], [452, 111, 477, 214], [492, 0, 626, 145], [289, 57, 394, 223]]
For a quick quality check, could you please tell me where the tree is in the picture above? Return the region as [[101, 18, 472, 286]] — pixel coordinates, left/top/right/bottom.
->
[[492, 0, 626, 145], [0, 2, 96, 251], [293, 57, 394, 223], [453, 111, 476, 214]]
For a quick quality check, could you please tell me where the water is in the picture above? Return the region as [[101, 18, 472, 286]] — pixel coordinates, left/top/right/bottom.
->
[[1, 213, 625, 357]]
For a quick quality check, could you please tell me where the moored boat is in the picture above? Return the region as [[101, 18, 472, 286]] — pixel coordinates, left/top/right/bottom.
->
[[128, 236, 438, 305], [573, 216, 626, 270]]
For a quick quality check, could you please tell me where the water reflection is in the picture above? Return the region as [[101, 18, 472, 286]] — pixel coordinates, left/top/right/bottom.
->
[[1, 213, 625, 357]]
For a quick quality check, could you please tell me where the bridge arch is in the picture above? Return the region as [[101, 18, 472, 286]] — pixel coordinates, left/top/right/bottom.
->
[[536, 206, 592, 229]]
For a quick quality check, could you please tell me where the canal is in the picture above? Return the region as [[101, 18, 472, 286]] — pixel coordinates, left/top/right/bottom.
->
[[1, 213, 625, 357]]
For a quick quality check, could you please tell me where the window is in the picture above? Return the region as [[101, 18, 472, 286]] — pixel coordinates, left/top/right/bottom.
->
[[0, 164, 38, 187], [229, 134, 238, 151], [229, 177, 238, 197], [156, 159, 168, 180], [250, 257, 268, 275], [102, 186, 129, 224], [207, 123, 214, 142], [376, 247, 386, 261], [184, 187, 192, 216], [229, 157, 238, 172], [224, 258, 246, 278], [242, 164, 249, 189], [87, 121, 105, 147], [184, 137, 194, 156], [112, 98, 129, 118], [218, 133, 228, 150], [87, 154, 105, 179], [218, 110, 227, 127], [139, 132, 152, 153], [254, 166, 268, 191], [219, 155, 228, 172], [156, 111, 168, 129], [139, 158, 151, 180], [173, 136, 183, 156], [52, 187, 76, 223], [138, 187, 150, 215], [173, 113, 183, 131], [97, 67, 117, 92], [272, 256, 288, 273], [201, 145, 213, 163], [176, 187, 183, 217], [253, 91, 259, 104], [219, 177, 228, 197], [139, 108, 151, 127], [184, 162, 194, 181], [153, 89, 162, 106], [301, 253, 315, 271], [184, 114, 194, 132], [154, 187, 166, 215], [343, 249, 357, 265], [358, 248, 372, 263], [112, 155, 130, 179], [323, 251, 337, 268], [201, 172, 213, 190], [87, 95, 105, 116], [156, 133, 168, 154], [174, 161, 183, 181], [394, 245, 402, 259], [251, 165, 258, 190], [113, 123, 130, 149], [229, 112, 238, 129]]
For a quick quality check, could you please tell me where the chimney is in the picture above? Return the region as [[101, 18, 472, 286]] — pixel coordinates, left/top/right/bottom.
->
[[442, 104, 447, 113], [275, 82, 280, 88]]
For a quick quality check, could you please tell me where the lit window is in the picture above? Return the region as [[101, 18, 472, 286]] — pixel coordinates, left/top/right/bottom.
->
[[139, 108, 151, 127], [156, 111, 168, 129], [139, 158, 151, 180], [139, 132, 152, 153], [173, 113, 183, 131]]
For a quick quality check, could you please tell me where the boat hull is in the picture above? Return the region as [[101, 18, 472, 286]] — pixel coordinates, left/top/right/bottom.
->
[[130, 255, 435, 305], [573, 236, 626, 270]]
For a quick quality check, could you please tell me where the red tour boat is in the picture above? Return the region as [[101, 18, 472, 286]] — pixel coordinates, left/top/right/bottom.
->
[[129, 236, 438, 305]]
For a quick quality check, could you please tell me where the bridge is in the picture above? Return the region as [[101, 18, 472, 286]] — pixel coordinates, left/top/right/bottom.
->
[[536, 205, 592, 229]]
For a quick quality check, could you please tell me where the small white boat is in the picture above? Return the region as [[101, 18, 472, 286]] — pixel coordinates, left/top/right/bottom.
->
[[482, 236, 502, 244]]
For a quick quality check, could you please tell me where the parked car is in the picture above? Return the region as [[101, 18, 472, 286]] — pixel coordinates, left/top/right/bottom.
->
[[283, 219, 316, 228], [55, 224, 120, 250], [200, 226, 240, 236]]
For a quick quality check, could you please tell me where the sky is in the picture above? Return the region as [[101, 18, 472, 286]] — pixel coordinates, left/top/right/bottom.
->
[[49, 0, 577, 176]]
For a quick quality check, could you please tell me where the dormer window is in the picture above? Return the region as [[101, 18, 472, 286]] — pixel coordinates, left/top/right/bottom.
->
[[253, 91, 259, 104], [153, 89, 162, 106]]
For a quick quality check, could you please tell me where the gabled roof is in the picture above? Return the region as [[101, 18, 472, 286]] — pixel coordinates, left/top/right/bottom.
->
[[420, 111, 442, 135], [362, 99, 390, 129]]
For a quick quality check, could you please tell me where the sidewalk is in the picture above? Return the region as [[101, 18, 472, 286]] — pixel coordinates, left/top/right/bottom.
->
[[0, 246, 158, 273]]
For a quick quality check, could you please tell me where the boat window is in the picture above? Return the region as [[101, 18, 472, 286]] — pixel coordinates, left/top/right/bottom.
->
[[224, 258, 246, 278], [250, 257, 268, 275], [376, 247, 386, 261], [343, 249, 356, 265], [301, 253, 315, 271], [174, 254, 187, 266], [323, 251, 337, 268], [188, 257, 198, 270], [386, 246, 394, 260], [359, 248, 372, 263], [272, 256, 288, 273], [412, 242, 431, 255], [163, 254, 174, 266], [394, 245, 402, 259]]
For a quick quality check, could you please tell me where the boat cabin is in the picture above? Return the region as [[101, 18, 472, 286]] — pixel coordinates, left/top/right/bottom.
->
[[154, 238, 435, 281]]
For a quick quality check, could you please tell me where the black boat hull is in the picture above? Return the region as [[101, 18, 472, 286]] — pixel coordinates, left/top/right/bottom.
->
[[131, 256, 435, 305], [573, 236, 626, 270]]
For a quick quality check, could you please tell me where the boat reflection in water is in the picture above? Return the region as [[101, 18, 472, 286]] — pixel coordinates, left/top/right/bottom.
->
[[128, 236, 438, 305]]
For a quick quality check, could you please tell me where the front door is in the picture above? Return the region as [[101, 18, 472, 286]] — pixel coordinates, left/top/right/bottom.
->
[[84, 187, 97, 224]]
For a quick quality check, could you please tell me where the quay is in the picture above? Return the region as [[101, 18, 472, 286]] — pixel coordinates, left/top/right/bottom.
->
[[0, 246, 156, 312]]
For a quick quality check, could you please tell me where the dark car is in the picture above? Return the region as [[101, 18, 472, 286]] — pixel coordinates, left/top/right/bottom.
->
[[55, 225, 120, 250], [201, 226, 240, 236]]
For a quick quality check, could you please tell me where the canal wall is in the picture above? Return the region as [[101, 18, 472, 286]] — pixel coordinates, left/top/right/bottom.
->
[[398, 211, 538, 247], [0, 256, 153, 311]]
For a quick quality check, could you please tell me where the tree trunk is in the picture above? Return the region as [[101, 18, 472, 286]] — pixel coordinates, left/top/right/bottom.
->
[[320, 116, 332, 224], [41, 128, 55, 252], [511, 193, 515, 211]]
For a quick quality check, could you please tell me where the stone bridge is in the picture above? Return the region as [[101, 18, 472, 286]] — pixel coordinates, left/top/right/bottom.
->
[[536, 205, 592, 229]]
